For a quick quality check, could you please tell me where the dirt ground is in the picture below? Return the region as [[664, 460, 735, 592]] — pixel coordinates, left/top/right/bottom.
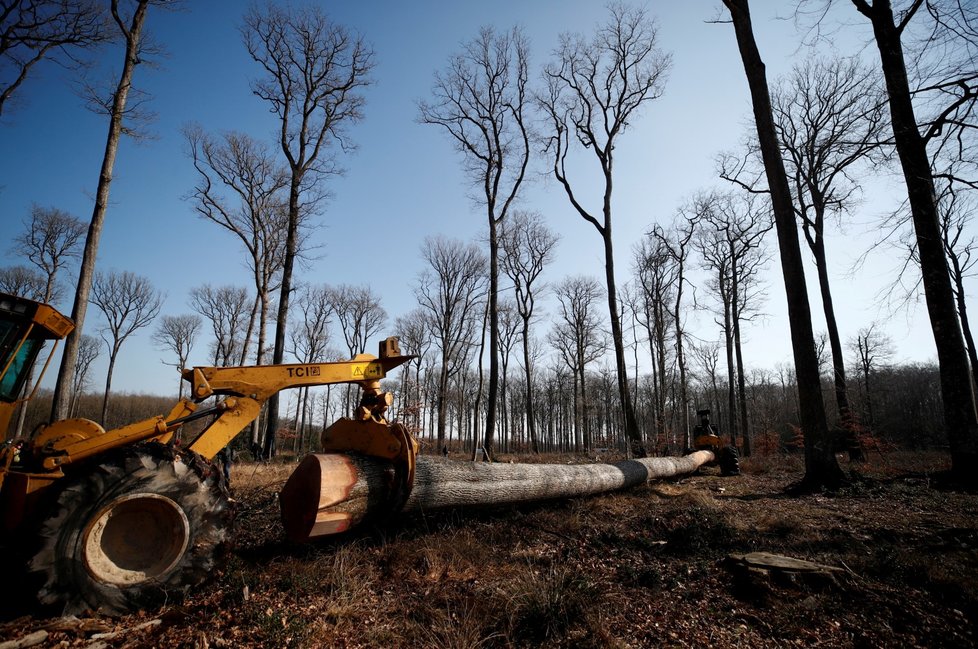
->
[[1, 451, 976, 648]]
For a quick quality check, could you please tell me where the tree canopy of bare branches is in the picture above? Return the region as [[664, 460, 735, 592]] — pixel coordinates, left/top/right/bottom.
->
[[12, 204, 84, 306], [329, 284, 386, 358], [0, 265, 45, 299], [419, 25, 531, 460], [189, 284, 250, 367], [499, 210, 558, 453], [415, 237, 488, 447], [185, 124, 289, 366], [0, 0, 105, 116], [152, 314, 201, 399], [90, 269, 162, 425], [243, 2, 374, 455], [539, 3, 671, 457]]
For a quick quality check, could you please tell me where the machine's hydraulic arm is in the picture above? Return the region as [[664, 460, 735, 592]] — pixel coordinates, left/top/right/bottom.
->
[[27, 338, 413, 469], [179, 348, 412, 459]]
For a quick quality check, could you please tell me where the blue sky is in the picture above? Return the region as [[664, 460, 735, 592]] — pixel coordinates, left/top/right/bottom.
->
[[0, 1, 950, 398]]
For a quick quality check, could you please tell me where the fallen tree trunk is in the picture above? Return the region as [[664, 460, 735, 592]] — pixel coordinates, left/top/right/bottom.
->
[[280, 450, 715, 542]]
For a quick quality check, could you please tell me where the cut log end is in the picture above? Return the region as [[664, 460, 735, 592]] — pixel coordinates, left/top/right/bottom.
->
[[279, 454, 358, 542]]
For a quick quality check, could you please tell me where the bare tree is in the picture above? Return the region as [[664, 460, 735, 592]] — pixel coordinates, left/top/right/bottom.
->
[[770, 56, 889, 459], [848, 323, 896, 429], [68, 333, 98, 417], [415, 237, 488, 448], [499, 210, 558, 452], [0, 0, 105, 116], [189, 284, 250, 366], [694, 191, 771, 456], [938, 186, 978, 390], [289, 283, 333, 452], [549, 276, 609, 452], [539, 4, 671, 457], [152, 314, 201, 399], [0, 265, 45, 299], [649, 210, 696, 446], [243, 3, 375, 456], [690, 338, 724, 426], [329, 284, 386, 360], [393, 308, 432, 434], [51, 0, 159, 421], [12, 205, 85, 306], [419, 26, 530, 461], [633, 237, 676, 450], [7, 205, 84, 434], [889, 181, 978, 387], [844, 0, 978, 482], [496, 298, 521, 448], [722, 0, 845, 488], [184, 125, 289, 366], [89, 269, 162, 425]]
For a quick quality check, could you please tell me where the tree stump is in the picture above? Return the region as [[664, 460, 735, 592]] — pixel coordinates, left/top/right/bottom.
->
[[726, 551, 849, 597]]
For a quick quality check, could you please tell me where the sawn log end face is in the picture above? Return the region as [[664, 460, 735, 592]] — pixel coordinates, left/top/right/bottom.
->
[[280, 454, 357, 542]]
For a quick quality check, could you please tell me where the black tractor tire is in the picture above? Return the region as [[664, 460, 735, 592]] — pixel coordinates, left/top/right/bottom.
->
[[30, 442, 233, 615], [718, 445, 741, 477]]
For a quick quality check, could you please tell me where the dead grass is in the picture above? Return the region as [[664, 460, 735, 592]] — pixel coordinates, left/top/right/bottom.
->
[[2, 453, 976, 648]]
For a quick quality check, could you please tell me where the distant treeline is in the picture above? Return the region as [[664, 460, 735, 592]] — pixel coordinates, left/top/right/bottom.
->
[[18, 360, 945, 459]]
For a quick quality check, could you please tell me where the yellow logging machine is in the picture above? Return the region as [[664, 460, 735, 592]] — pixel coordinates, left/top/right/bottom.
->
[[0, 292, 417, 614]]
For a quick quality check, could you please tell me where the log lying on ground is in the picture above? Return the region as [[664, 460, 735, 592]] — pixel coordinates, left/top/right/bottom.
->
[[280, 450, 715, 542]]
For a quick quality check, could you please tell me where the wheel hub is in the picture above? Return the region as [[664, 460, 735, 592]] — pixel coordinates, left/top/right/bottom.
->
[[82, 493, 190, 585]]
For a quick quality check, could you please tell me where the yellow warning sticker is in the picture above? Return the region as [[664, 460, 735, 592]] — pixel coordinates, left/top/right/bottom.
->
[[352, 363, 384, 380]]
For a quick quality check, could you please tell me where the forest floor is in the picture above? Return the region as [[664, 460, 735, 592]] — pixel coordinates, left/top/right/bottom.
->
[[1, 451, 976, 648]]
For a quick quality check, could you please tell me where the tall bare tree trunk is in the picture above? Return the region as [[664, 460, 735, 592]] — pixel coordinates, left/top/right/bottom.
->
[[265, 175, 301, 458], [811, 233, 862, 460], [949, 258, 978, 391], [100, 347, 119, 426], [485, 218, 500, 460], [604, 231, 645, 457], [733, 317, 751, 456], [522, 323, 538, 453], [723, 0, 845, 489], [723, 282, 739, 446], [50, 0, 150, 422], [852, 0, 978, 483]]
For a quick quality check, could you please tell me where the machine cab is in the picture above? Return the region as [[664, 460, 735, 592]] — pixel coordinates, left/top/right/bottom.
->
[[0, 293, 73, 434]]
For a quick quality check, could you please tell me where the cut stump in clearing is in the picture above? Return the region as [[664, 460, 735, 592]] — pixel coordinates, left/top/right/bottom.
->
[[280, 450, 716, 542], [726, 552, 850, 594]]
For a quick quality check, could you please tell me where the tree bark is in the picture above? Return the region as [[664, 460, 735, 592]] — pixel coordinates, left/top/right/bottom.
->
[[485, 218, 500, 460], [950, 258, 978, 392], [264, 174, 302, 459], [733, 314, 751, 456], [604, 228, 645, 457], [811, 233, 863, 460], [100, 347, 119, 426], [522, 319, 538, 453], [280, 450, 715, 542]]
